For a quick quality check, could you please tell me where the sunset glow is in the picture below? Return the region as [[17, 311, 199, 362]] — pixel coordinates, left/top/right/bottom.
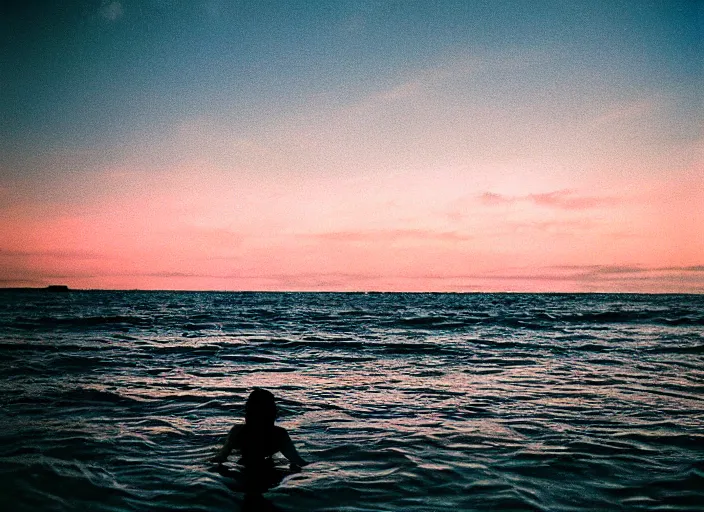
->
[[1, 1, 702, 292]]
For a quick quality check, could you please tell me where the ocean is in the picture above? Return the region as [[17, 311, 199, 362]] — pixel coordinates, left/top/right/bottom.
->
[[1, 290, 702, 511]]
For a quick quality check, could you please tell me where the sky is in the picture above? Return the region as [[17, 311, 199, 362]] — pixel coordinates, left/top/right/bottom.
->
[[1, 0, 702, 292]]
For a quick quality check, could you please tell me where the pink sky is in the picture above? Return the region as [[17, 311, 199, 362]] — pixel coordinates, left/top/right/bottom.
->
[[2, 135, 702, 292]]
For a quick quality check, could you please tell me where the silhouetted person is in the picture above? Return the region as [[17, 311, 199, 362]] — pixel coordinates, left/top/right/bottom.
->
[[212, 388, 308, 470]]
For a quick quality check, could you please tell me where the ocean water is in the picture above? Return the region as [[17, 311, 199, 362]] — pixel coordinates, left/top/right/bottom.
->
[[1, 291, 703, 512]]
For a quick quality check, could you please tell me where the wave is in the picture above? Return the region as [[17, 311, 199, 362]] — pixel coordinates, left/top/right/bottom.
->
[[9, 315, 154, 330], [378, 310, 704, 331], [4, 309, 702, 336]]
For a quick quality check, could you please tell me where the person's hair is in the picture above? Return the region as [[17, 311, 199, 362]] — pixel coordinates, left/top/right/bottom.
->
[[245, 388, 277, 426]]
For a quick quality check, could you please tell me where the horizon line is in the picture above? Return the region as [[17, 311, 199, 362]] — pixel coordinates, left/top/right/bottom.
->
[[1, 286, 701, 296]]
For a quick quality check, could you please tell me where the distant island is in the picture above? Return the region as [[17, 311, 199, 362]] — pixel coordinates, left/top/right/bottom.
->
[[0, 285, 71, 292], [46, 285, 70, 292]]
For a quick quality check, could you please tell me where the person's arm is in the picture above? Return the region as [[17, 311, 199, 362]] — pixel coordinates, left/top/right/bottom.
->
[[211, 425, 241, 463], [279, 429, 308, 468]]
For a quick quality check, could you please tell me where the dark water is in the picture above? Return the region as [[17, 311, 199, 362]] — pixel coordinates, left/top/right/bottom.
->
[[1, 291, 703, 511]]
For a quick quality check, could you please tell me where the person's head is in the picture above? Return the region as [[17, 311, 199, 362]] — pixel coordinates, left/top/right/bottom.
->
[[245, 388, 277, 426]]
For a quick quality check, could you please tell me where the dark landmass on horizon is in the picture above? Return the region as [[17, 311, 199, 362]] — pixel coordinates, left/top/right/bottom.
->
[[0, 285, 71, 292]]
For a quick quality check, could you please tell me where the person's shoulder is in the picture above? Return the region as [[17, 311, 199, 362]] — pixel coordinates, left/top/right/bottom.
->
[[228, 423, 245, 437], [226, 423, 246, 447], [272, 425, 291, 439]]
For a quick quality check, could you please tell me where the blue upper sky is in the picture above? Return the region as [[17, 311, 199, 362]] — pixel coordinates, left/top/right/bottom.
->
[[2, 0, 700, 163]]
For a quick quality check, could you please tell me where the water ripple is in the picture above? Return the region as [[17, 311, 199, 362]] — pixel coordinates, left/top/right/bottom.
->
[[1, 291, 702, 511]]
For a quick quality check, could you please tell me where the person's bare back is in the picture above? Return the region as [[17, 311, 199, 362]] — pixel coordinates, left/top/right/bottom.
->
[[212, 389, 307, 469]]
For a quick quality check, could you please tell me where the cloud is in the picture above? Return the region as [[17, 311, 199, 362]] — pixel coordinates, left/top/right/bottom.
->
[[677, 266, 704, 272], [3, 263, 702, 292], [99, 1, 123, 21], [544, 264, 704, 285], [140, 271, 209, 278], [395, 264, 704, 294], [0, 249, 104, 260], [356, 57, 479, 109], [590, 99, 657, 127], [304, 229, 473, 243], [529, 190, 616, 210], [0, 277, 45, 286], [247, 271, 378, 289], [378, 80, 423, 101], [243, 266, 702, 292], [479, 192, 511, 205], [480, 189, 616, 210], [507, 218, 597, 235]]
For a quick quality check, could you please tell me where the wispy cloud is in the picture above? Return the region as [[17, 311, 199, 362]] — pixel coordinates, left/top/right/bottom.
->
[[358, 56, 479, 108], [0, 249, 104, 260], [253, 264, 704, 290], [140, 271, 208, 278], [530, 190, 617, 210], [507, 219, 596, 234], [4, 263, 702, 292], [545, 264, 704, 284], [391, 264, 704, 281], [480, 189, 616, 210], [0, 277, 45, 286], [666, 265, 704, 272], [253, 271, 378, 290], [304, 229, 473, 243], [378, 80, 424, 101], [590, 98, 657, 127], [479, 192, 511, 205]]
